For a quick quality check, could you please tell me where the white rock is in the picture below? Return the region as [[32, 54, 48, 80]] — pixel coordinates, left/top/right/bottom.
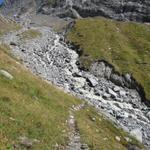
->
[[107, 88, 117, 98], [114, 102, 124, 109], [19, 136, 33, 148], [146, 111, 150, 120], [87, 77, 98, 87], [125, 73, 131, 83], [0, 69, 13, 80], [130, 128, 142, 143], [124, 137, 132, 142], [74, 77, 86, 88], [119, 90, 126, 97], [103, 93, 111, 99], [113, 86, 120, 92], [115, 136, 121, 142]]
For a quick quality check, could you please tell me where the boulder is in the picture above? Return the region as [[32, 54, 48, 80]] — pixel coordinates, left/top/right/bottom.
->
[[119, 90, 126, 97], [130, 128, 142, 143], [74, 77, 86, 88], [146, 111, 150, 120], [10, 41, 17, 46], [127, 145, 141, 150], [124, 137, 132, 142], [115, 136, 121, 142], [87, 76, 98, 87], [19, 137, 33, 148], [113, 86, 120, 92], [0, 69, 13, 80], [125, 73, 132, 83], [19, 136, 39, 148], [107, 88, 117, 98], [102, 93, 111, 99]]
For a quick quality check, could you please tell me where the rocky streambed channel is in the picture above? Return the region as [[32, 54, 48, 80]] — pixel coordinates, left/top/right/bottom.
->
[[1, 26, 150, 149]]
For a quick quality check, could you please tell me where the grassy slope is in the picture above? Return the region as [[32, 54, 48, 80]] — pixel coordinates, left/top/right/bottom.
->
[[0, 16, 143, 149], [68, 17, 150, 100]]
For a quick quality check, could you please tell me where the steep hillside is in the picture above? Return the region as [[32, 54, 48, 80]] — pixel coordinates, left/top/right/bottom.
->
[[0, 16, 143, 150], [0, 44, 80, 149], [67, 17, 150, 102]]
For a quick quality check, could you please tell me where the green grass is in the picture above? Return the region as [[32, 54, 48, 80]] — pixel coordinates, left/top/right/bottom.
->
[[75, 106, 144, 150], [20, 29, 42, 40], [67, 17, 150, 100]]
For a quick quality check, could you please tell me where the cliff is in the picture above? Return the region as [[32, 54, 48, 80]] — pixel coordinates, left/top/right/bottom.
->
[[1, 0, 150, 22]]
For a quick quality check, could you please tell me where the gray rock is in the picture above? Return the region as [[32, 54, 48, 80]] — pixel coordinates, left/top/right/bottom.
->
[[130, 128, 142, 143], [10, 41, 17, 46], [90, 62, 112, 79], [0, 69, 13, 80], [81, 143, 89, 149], [19, 137, 33, 148], [103, 93, 111, 99], [146, 111, 150, 120], [127, 145, 141, 150], [115, 136, 121, 142], [125, 73, 132, 83], [110, 74, 124, 87], [87, 77, 98, 87], [74, 77, 86, 89], [113, 86, 120, 92], [124, 137, 132, 142], [119, 90, 126, 97], [107, 88, 117, 98]]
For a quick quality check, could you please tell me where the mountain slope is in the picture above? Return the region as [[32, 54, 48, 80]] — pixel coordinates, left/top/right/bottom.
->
[[0, 15, 143, 150]]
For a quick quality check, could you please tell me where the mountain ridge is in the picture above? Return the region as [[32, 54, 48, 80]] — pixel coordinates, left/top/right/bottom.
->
[[1, 0, 150, 22]]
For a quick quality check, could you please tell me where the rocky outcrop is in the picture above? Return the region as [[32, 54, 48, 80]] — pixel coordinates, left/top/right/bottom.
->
[[90, 61, 149, 106], [1, 0, 150, 22], [71, 0, 150, 22]]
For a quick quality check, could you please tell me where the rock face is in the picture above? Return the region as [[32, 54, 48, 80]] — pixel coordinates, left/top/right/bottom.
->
[[1, 0, 150, 22], [71, 0, 150, 22]]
